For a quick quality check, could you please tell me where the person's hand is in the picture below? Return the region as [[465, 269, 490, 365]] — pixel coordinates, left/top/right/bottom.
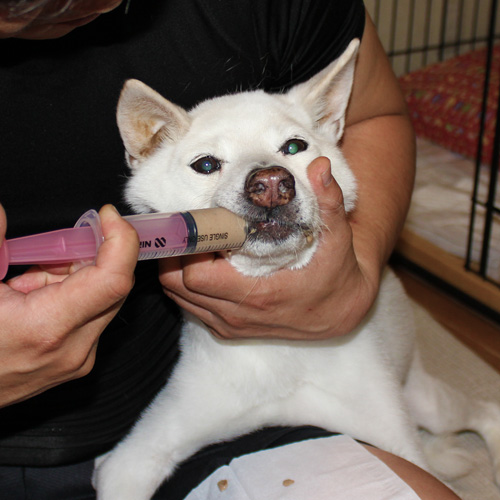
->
[[0, 204, 139, 408], [158, 157, 380, 341], [0, 0, 123, 40]]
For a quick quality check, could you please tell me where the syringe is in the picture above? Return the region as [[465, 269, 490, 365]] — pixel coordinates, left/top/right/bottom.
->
[[0, 208, 248, 280]]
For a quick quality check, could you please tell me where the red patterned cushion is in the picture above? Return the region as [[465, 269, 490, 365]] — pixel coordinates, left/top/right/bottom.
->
[[399, 45, 499, 165]]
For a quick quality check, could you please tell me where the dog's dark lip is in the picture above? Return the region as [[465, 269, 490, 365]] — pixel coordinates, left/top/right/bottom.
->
[[246, 218, 313, 242], [214, 206, 314, 243]]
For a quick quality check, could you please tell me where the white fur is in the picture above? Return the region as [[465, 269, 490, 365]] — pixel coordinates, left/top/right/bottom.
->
[[93, 39, 500, 499]]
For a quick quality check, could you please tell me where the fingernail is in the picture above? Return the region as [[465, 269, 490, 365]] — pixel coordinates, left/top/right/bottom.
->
[[321, 168, 334, 187], [102, 204, 120, 218]]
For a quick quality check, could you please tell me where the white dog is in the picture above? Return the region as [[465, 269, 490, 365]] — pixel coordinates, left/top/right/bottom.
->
[[93, 39, 500, 499]]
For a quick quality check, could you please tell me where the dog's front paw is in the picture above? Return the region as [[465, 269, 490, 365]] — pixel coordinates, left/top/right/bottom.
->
[[93, 449, 164, 500]]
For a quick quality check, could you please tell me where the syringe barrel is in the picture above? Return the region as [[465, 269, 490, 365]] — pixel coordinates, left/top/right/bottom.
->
[[0, 207, 248, 280], [126, 208, 248, 260]]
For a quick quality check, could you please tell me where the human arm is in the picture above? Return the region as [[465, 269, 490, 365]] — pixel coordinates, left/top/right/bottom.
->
[[0, 204, 139, 408], [343, 14, 416, 290], [157, 13, 415, 340]]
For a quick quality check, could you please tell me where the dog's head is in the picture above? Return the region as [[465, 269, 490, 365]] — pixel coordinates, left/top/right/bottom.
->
[[118, 39, 359, 276]]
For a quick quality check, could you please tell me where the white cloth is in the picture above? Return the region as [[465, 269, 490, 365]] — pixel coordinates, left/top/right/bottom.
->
[[184, 435, 421, 499]]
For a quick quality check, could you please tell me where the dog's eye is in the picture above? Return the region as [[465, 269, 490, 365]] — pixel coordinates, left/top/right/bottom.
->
[[280, 138, 308, 156], [190, 156, 221, 175]]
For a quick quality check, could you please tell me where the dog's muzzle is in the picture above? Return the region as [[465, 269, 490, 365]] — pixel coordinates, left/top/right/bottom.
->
[[243, 166, 313, 243]]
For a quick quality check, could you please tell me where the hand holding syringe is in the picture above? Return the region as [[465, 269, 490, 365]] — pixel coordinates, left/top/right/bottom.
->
[[0, 208, 248, 280]]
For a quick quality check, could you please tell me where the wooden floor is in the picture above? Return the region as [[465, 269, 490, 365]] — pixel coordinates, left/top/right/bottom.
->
[[392, 262, 500, 374]]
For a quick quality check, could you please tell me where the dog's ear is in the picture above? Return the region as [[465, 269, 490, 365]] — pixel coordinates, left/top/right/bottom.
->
[[117, 79, 191, 169], [287, 38, 360, 141]]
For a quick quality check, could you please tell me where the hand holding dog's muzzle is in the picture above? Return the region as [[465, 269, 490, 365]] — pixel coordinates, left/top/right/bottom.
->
[[158, 157, 379, 341]]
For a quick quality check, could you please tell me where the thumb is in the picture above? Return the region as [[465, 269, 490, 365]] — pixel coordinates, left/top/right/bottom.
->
[[307, 156, 347, 221], [306, 158, 359, 288], [306, 156, 355, 262]]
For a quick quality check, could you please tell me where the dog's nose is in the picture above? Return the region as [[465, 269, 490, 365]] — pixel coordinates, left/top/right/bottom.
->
[[245, 167, 296, 208]]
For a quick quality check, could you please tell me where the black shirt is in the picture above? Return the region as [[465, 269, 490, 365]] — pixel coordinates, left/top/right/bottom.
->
[[0, 0, 365, 466]]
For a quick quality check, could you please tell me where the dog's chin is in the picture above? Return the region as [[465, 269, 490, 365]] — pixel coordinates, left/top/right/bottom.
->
[[230, 224, 318, 276]]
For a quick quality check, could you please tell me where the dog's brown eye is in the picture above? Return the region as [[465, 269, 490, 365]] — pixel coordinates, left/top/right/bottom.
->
[[190, 156, 221, 175], [280, 138, 308, 155]]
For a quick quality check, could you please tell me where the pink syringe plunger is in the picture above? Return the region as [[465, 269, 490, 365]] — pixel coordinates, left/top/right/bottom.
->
[[0, 208, 248, 280]]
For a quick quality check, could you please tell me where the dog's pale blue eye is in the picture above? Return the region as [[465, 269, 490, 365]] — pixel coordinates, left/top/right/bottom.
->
[[280, 138, 308, 155], [201, 160, 213, 172], [190, 156, 221, 175]]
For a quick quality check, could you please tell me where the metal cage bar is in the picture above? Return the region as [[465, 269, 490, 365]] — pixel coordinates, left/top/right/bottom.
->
[[373, 0, 498, 65], [465, 0, 499, 285], [369, 0, 500, 287]]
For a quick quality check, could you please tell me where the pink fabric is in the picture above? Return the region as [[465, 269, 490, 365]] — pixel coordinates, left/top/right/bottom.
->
[[399, 45, 499, 166]]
